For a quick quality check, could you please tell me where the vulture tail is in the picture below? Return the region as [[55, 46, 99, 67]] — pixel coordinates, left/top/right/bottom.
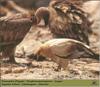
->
[[92, 53, 99, 60], [77, 42, 99, 60]]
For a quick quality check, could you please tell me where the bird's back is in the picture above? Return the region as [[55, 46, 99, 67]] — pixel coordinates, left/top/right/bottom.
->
[[0, 13, 33, 46], [49, 0, 91, 45]]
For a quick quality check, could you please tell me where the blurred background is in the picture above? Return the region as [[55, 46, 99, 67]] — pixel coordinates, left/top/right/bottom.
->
[[0, 0, 50, 9]]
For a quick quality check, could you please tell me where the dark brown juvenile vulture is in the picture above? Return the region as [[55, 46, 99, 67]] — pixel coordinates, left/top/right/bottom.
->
[[35, 0, 92, 45], [0, 13, 37, 63], [36, 39, 99, 69]]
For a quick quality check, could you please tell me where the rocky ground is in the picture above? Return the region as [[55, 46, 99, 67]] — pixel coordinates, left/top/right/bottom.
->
[[0, 1, 100, 80]]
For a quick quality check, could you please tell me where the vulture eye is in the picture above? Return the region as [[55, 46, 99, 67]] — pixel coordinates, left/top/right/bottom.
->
[[30, 15, 37, 24]]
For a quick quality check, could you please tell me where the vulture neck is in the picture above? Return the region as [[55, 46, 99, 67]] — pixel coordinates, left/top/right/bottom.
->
[[35, 7, 50, 25], [49, 7, 58, 19]]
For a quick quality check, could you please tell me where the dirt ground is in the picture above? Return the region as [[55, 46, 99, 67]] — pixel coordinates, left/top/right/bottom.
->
[[0, 1, 100, 80]]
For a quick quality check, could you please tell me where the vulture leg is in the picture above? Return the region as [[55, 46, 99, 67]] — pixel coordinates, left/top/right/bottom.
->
[[2, 46, 16, 63], [52, 55, 69, 70]]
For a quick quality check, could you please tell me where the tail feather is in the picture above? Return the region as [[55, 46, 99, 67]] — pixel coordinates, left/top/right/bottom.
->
[[82, 52, 99, 60], [76, 42, 99, 60], [90, 53, 99, 60]]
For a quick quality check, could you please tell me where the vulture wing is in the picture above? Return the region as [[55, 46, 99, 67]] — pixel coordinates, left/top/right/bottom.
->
[[47, 39, 99, 60], [0, 14, 32, 45], [47, 39, 78, 58], [49, 0, 90, 45]]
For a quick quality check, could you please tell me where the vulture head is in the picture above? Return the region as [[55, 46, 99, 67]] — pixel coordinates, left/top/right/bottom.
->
[[35, 0, 92, 45], [35, 7, 50, 26], [35, 0, 65, 26], [35, 0, 86, 26]]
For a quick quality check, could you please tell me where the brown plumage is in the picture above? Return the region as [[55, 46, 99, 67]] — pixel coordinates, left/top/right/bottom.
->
[[36, 39, 99, 70], [0, 13, 37, 63], [35, 0, 92, 45]]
